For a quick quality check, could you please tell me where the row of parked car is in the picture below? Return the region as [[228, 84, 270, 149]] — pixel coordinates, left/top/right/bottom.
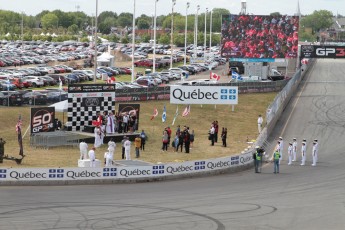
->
[[0, 89, 67, 106]]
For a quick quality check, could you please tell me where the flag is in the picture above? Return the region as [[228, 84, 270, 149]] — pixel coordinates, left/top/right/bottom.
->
[[182, 105, 190, 117], [16, 115, 24, 157], [59, 77, 63, 90], [150, 107, 158, 120], [172, 106, 178, 125], [210, 72, 220, 81], [162, 105, 167, 122], [232, 71, 243, 81]]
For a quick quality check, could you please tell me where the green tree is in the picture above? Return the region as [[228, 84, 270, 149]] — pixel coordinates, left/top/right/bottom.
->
[[67, 24, 79, 35], [117, 13, 133, 28], [99, 16, 117, 34], [159, 33, 170, 44], [137, 18, 150, 29], [301, 10, 333, 33], [270, 12, 282, 17], [41, 13, 59, 30], [212, 8, 230, 32]]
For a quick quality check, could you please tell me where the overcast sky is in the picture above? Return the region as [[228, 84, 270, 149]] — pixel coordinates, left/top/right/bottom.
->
[[0, 0, 343, 16]]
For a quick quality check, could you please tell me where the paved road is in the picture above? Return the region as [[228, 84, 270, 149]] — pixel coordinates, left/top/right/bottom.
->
[[1, 59, 345, 229]]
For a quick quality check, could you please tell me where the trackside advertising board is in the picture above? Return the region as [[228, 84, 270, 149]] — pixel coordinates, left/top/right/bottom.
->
[[30, 107, 55, 134], [0, 152, 253, 182], [170, 86, 238, 105], [300, 45, 345, 58]]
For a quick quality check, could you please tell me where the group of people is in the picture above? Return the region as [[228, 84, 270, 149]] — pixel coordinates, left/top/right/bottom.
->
[[272, 137, 319, 174], [173, 125, 194, 154], [79, 138, 117, 167], [208, 121, 228, 147], [221, 14, 299, 58]]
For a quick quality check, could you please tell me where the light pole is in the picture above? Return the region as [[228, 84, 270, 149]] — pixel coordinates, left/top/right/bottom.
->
[[170, 0, 176, 69], [131, 0, 136, 83], [184, 2, 190, 66], [193, 5, 200, 63], [21, 12, 24, 49], [209, 9, 213, 50], [93, 0, 98, 82], [204, 8, 208, 62], [153, 0, 159, 73]]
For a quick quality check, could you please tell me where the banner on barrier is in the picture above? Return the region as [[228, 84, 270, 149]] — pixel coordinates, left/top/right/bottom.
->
[[0, 153, 253, 182]]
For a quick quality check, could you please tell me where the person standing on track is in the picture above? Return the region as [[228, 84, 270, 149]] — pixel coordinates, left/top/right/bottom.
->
[[301, 141, 306, 166], [287, 142, 293, 165], [273, 149, 280, 174], [278, 137, 284, 164], [255, 146, 262, 173], [79, 139, 88, 160], [292, 138, 297, 161], [124, 137, 131, 160], [314, 139, 319, 163], [312, 141, 317, 166]]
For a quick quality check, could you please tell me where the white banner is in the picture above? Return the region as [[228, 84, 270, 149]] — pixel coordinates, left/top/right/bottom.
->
[[0, 152, 253, 182], [170, 86, 238, 105]]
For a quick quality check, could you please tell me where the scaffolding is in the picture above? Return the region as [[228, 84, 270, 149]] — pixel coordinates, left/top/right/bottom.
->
[[30, 131, 83, 149]]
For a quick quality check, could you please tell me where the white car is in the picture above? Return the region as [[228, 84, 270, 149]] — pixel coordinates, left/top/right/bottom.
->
[[23, 76, 44, 87]]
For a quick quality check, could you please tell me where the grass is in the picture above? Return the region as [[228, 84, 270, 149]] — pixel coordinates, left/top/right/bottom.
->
[[0, 92, 276, 168]]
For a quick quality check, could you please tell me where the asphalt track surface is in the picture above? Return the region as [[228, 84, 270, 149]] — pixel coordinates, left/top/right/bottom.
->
[[1, 59, 345, 229]]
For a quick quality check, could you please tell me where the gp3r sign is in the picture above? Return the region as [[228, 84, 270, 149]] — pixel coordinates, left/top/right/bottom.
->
[[301, 45, 345, 58], [170, 86, 238, 105]]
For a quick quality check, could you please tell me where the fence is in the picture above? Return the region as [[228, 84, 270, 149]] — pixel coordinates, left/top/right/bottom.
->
[[30, 131, 83, 149]]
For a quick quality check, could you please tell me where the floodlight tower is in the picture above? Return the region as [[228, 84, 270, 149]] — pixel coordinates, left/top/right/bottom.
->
[[240, 0, 247, 15]]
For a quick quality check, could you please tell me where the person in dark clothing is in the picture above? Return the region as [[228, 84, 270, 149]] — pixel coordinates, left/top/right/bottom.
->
[[140, 130, 146, 151], [184, 130, 190, 153], [214, 120, 219, 143], [177, 132, 184, 152], [121, 136, 126, 159], [221, 127, 227, 147], [0, 138, 6, 163]]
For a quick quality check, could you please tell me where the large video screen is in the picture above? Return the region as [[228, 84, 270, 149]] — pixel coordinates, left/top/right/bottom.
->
[[221, 15, 299, 59]]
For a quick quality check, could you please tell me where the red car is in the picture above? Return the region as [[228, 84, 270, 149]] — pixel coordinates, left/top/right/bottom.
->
[[120, 67, 132, 75], [9, 78, 24, 89], [134, 59, 160, 68]]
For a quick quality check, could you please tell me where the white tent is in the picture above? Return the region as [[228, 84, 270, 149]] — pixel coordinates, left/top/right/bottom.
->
[[49, 100, 68, 112]]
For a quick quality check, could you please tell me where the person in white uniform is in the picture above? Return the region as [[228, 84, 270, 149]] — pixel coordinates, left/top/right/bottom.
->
[[94, 126, 102, 148], [301, 142, 306, 166], [88, 147, 96, 167], [314, 139, 318, 162], [108, 138, 116, 155], [312, 141, 317, 166], [257, 115, 263, 134], [287, 142, 293, 165], [79, 140, 88, 160], [124, 137, 131, 160], [104, 151, 113, 167], [278, 137, 284, 164], [292, 138, 297, 161]]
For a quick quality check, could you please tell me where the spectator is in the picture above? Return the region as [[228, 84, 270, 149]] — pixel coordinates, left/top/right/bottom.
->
[[162, 130, 169, 151], [140, 130, 147, 151], [134, 135, 141, 158], [190, 130, 195, 148]]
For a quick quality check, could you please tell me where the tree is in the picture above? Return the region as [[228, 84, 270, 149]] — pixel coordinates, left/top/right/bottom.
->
[[117, 13, 133, 28], [159, 33, 170, 44], [270, 12, 282, 17], [41, 13, 59, 30], [99, 16, 117, 34], [212, 8, 230, 32], [301, 10, 333, 33], [137, 18, 150, 29], [67, 24, 79, 35]]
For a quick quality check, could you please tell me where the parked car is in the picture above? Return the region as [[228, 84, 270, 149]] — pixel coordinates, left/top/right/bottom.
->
[[0, 80, 16, 91], [0, 91, 23, 106], [22, 76, 45, 88], [22, 91, 48, 105], [46, 91, 68, 103], [135, 76, 157, 87]]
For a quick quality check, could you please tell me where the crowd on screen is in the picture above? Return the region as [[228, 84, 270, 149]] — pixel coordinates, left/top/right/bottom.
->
[[221, 15, 299, 59]]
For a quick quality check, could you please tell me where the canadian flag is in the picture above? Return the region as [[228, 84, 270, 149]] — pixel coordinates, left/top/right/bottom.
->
[[209, 72, 220, 81], [107, 76, 116, 84]]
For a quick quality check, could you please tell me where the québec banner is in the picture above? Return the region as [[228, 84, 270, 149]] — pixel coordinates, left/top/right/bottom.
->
[[170, 86, 238, 105]]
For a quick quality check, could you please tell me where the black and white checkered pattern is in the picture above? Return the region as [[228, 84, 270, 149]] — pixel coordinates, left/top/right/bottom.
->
[[67, 97, 115, 131]]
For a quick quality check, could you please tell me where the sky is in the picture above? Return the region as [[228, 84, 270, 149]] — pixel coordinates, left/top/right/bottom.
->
[[0, 0, 343, 17]]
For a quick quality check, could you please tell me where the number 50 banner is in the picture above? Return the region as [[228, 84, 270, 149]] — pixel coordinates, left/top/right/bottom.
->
[[30, 107, 55, 134]]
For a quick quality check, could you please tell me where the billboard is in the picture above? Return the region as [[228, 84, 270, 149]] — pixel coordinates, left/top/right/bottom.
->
[[170, 86, 238, 105], [31, 107, 55, 134], [300, 45, 345, 58], [221, 15, 299, 59]]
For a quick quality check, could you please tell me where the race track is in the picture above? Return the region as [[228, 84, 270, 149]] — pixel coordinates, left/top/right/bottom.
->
[[1, 59, 345, 229]]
